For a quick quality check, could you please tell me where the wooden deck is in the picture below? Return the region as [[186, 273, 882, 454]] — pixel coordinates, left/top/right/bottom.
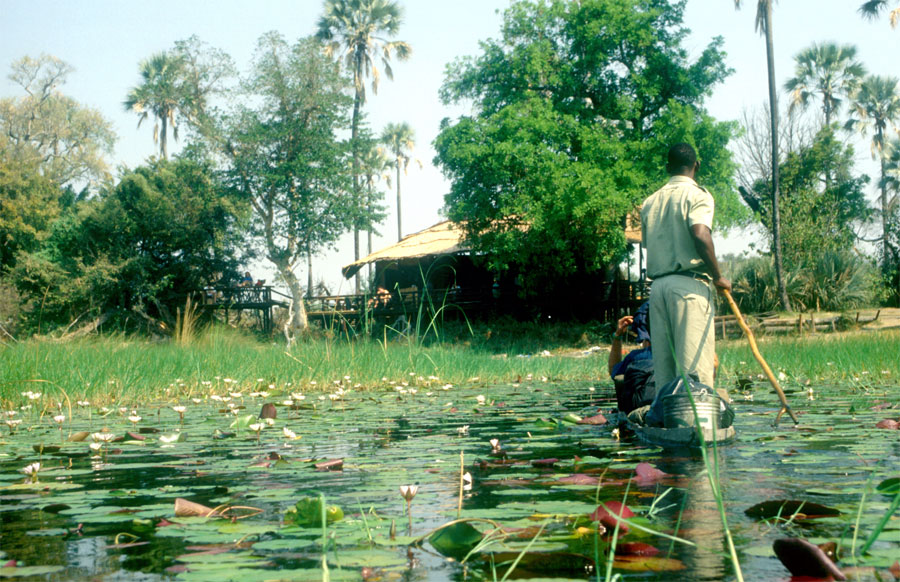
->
[[200, 286, 289, 334]]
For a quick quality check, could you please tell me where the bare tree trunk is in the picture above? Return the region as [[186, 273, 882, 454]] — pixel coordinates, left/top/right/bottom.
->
[[880, 136, 890, 267], [160, 116, 168, 160], [763, 2, 792, 312], [352, 53, 363, 294], [278, 265, 308, 332], [396, 161, 403, 241], [307, 248, 313, 299]]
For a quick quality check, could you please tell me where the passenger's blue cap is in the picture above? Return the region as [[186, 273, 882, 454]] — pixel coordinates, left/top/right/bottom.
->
[[631, 302, 651, 343]]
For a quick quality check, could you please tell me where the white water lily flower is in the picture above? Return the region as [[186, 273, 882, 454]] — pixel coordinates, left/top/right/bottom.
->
[[128, 415, 141, 424], [172, 405, 186, 414], [611, 428, 621, 440], [283, 427, 299, 440], [457, 425, 469, 436], [258, 391, 269, 398], [442, 384, 453, 390], [463, 472, 473, 491], [489, 438, 500, 450], [77, 400, 90, 407], [21, 462, 40, 476], [283, 400, 294, 407], [230, 392, 243, 398], [224, 378, 234, 384], [92, 432, 115, 443], [476, 395, 486, 405], [6, 419, 22, 429], [399, 485, 418, 502], [264, 418, 275, 427], [210, 394, 222, 401], [5, 410, 16, 417], [53, 414, 65, 424], [159, 433, 182, 444], [89, 442, 103, 452], [248, 423, 264, 432]]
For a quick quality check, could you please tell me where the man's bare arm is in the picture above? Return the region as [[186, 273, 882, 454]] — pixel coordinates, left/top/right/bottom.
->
[[690, 224, 731, 293]]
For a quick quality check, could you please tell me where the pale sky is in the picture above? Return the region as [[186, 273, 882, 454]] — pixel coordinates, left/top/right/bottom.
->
[[2, 0, 897, 293]]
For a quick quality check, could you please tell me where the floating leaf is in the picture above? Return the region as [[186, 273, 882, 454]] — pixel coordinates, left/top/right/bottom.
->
[[0, 565, 66, 577], [616, 542, 661, 556], [613, 555, 686, 571], [772, 538, 846, 580], [578, 413, 608, 425], [590, 501, 635, 533], [876, 478, 900, 496], [556, 474, 599, 486], [875, 419, 899, 429], [429, 521, 483, 560], [285, 497, 343, 527], [745, 500, 841, 520], [314, 459, 343, 471], [633, 462, 669, 484]]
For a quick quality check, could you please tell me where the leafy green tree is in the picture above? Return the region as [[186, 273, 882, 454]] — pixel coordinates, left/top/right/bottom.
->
[[847, 75, 900, 271], [218, 34, 356, 331], [380, 121, 418, 241], [359, 139, 390, 274], [784, 42, 866, 127], [0, 156, 64, 270], [859, 0, 900, 27], [12, 159, 245, 331], [171, 36, 237, 136], [316, 0, 411, 291], [771, 128, 871, 269], [435, 0, 743, 298], [732, 0, 791, 311], [0, 55, 115, 188], [879, 137, 900, 302]]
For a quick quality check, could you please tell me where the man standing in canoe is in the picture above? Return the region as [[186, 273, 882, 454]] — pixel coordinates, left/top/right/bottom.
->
[[640, 143, 731, 399]]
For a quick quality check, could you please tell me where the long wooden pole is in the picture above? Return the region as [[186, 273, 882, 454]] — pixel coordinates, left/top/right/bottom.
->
[[722, 289, 799, 426]]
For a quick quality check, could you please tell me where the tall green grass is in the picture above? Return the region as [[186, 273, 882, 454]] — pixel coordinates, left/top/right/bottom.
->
[[0, 325, 604, 405], [2, 325, 896, 406], [718, 330, 900, 383]]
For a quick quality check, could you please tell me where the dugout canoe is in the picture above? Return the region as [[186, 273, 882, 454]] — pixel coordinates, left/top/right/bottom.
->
[[627, 419, 736, 449]]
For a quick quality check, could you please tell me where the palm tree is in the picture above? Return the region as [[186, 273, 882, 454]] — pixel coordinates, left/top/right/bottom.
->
[[316, 0, 411, 291], [784, 42, 866, 127], [847, 75, 900, 266], [859, 0, 900, 27], [381, 122, 418, 241], [124, 52, 187, 160], [733, 0, 791, 311]]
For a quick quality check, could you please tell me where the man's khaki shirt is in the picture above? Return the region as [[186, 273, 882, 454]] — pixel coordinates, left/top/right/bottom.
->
[[640, 175, 714, 279]]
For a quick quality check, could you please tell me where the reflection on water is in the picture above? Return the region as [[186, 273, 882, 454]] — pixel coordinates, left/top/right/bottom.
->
[[0, 381, 897, 581]]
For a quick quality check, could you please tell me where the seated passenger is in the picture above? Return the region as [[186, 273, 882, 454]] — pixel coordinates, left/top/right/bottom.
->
[[368, 286, 392, 309], [608, 302, 656, 414]]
